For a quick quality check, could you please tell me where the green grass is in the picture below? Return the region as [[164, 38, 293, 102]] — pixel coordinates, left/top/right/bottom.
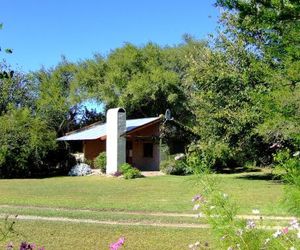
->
[[0, 220, 213, 250], [0, 171, 287, 215], [0, 170, 292, 249]]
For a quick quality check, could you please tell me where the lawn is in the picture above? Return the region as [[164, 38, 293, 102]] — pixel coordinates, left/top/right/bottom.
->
[[0, 220, 213, 250], [0, 170, 291, 249], [0, 170, 286, 215]]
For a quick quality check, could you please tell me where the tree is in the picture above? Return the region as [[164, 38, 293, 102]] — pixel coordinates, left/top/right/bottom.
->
[[0, 108, 57, 177], [0, 23, 14, 79], [216, 0, 300, 149], [0, 62, 34, 115], [76, 42, 192, 122], [184, 34, 271, 167], [34, 58, 101, 135]]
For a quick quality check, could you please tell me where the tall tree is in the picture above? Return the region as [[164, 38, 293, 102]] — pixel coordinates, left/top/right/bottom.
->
[[76, 42, 192, 122], [216, 0, 300, 148], [0, 62, 35, 114], [184, 34, 270, 167]]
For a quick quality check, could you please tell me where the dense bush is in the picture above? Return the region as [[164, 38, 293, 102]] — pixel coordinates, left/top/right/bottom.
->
[[94, 152, 106, 173], [184, 142, 233, 174], [190, 163, 300, 250], [0, 108, 57, 178], [160, 155, 187, 175], [120, 163, 142, 179], [274, 149, 300, 215]]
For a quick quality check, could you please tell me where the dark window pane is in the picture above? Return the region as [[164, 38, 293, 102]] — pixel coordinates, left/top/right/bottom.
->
[[143, 143, 153, 158]]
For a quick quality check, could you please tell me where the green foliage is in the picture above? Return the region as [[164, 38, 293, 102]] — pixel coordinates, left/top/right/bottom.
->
[[182, 0, 300, 170], [0, 108, 57, 177], [94, 152, 106, 173], [184, 35, 269, 168], [1, 0, 299, 177], [120, 163, 142, 179], [274, 149, 300, 215], [193, 167, 300, 250], [215, 0, 300, 155], [274, 150, 300, 185], [0, 62, 34, 114], [34, 59, 80, 133], [0, 215, 18, 242], [76, 42, 192, 122], [0, 24, 14, 80], [160, 156, 186, 175], [255, 85, 300, 147]]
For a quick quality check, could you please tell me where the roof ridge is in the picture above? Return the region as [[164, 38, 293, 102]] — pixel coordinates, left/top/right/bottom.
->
[[58, 116, 161, 141]]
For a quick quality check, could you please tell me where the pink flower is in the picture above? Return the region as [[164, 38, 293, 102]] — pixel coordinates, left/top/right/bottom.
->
[[282, 227, 289, 234], [109, 237, 125, 250], [6, 242, 13, 250]]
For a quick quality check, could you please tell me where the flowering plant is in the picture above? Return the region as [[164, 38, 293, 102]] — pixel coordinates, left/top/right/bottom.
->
[[6, 242, 44, 250], [189, 162, 300, 249], [109, 237, 125, 250]]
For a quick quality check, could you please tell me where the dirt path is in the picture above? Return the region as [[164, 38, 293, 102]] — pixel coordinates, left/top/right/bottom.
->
[[0, 213, 290, 230], [0, 204, 297, 221], [0, 214, 209, 229]]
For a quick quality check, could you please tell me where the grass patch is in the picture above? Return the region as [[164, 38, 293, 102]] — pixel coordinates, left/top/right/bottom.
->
[[0, 206, 205, 225], [0, 171, 293, 249], [0, 220, 213, 250], [0, 172, 287, 215]]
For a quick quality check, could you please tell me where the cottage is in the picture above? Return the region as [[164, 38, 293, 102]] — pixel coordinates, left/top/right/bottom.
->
[[57, 108, 162, 174]]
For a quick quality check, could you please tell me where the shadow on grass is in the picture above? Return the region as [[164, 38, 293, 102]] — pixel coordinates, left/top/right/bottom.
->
[[214, 166, 283, 182], [215, 167, 262, 174], [236, 172, 282, 182]]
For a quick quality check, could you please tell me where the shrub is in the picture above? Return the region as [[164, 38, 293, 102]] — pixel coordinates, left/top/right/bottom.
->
[[186, 141, 233, 173], [191, 166, 300, 250], [94, 152, 106, 173], [274, 149, 300, 185], [160, 157, 186, 175], [0, 108, 57, 178], [274, 149, 300, 215], [120, 163, 142, 179]]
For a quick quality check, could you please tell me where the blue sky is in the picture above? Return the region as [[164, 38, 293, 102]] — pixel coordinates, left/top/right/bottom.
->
[[1, 0, 219, 73]]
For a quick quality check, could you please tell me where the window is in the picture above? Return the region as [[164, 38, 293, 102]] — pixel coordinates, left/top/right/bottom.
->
[[143, 143, 153, 158]]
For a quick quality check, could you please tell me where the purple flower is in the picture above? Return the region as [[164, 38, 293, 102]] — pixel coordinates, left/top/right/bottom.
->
[[193, 204, 200, 211], [192, 195, 201, 202], [192, 194, 205, 203], [236, 229, 243, 236], [290, 219, 299, 229], [19, 242, 36, 250], [246, 220, 256, 229]]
